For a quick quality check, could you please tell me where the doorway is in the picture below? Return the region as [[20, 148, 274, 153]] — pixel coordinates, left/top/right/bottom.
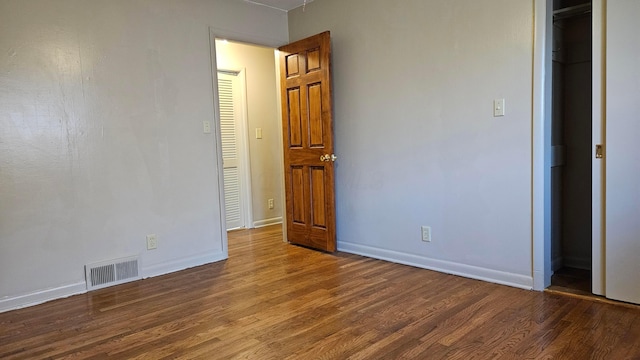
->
[[213, 38, 285, 234], [548, 0, 593, 295]]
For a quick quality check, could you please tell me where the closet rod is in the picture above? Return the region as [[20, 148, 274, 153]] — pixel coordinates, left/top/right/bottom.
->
[[553, 3, 592, 21]]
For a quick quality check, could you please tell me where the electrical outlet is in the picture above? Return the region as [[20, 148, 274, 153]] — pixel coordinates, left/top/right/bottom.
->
[[268, 198, 274, 209], [146, 234, 157, 250], [421, 226, 431, 242]]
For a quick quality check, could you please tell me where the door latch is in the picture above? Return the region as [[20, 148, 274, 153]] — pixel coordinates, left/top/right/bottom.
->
[[595, 144, 603, 159]]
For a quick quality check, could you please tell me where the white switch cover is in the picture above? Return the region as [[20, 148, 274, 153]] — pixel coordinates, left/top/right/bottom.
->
[[494, 99, 505, 117], [256, 128, 263, 139], [203, 121, 211, 134]]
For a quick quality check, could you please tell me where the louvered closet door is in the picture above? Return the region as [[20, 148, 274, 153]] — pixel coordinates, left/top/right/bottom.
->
[[218, 71, 245, 230]]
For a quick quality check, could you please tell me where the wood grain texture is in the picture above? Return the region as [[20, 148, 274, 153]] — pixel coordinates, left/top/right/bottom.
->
[[279, 31, 336, 252], [1, 225, 639, 359]]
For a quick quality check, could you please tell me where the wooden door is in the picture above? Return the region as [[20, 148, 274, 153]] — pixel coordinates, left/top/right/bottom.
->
[[278, 31, 336, 252]]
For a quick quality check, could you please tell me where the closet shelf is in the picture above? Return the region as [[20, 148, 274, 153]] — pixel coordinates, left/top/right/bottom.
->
[[553, 3, 591, 21]]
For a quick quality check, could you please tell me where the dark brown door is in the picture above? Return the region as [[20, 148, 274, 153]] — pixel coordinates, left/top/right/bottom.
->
[[278, 31, 336, 252]]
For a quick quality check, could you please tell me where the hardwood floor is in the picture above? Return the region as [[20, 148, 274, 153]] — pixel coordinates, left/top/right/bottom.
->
[[549, 267, 592, 297], [1, 225, 639, 359]]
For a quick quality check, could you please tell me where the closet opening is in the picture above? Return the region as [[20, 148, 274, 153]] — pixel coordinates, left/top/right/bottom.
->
[[548, 0, 593, 295]]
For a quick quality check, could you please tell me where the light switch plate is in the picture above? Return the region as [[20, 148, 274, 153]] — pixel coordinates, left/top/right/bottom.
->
[[256, 128, 263, 139], [494, 99, 505, 117]]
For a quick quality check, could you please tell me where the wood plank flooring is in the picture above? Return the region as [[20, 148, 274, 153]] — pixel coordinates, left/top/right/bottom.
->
[[549, 267, 592, 297], [1, 225, 639, 359]]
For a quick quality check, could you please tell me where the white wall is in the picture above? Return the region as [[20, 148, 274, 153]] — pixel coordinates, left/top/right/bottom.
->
[[288, 0, 534, 288], [0, 0, 288, 312], [605, 0, 640, 304], [216, 41, 283, 227]]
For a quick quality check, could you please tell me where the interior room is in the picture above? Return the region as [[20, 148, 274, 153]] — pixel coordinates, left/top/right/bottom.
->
[[1, 0, 639, 358]]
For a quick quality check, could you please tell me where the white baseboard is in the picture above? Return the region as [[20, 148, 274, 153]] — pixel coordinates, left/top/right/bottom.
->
[[0, 282, 87, 314], [338, 241, 533, 290], [143, 251, 227, 279], [253, 217, 283, 228], [0, 251, 228, 314]]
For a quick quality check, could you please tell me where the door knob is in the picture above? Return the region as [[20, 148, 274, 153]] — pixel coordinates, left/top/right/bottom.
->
[[320, 154, 337, 162]]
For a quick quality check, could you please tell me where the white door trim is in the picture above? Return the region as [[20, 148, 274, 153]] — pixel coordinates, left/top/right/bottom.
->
[[532, 0, 552, 291], [237, 69, 255, 229], [591, 0, 605, 297], [208, 29, 228, 259], [273, 49, 288, 243]]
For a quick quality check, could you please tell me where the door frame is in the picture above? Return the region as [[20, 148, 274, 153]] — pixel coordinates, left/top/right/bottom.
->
[[218, 68, 254, 230], [532, 0, 605, 293], [590, 0, 605, 296]]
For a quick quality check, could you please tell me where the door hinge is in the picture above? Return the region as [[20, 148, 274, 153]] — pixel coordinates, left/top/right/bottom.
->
[[595, 144, 604, 159]]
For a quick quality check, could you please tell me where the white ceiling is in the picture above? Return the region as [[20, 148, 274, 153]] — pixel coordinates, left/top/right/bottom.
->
[[243, 0, 313, 12]]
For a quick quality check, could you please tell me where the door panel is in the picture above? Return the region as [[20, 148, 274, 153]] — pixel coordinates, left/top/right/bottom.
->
[[218, 72, 245, 230], [286, 54, 300, 77], [311, 167, 326, 227], [291, 166, 305, 224], [279, 31, 336, 252], [605, 0, 640, 305], [308, 84, 324, 146], [287, 88, 303, 147]]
